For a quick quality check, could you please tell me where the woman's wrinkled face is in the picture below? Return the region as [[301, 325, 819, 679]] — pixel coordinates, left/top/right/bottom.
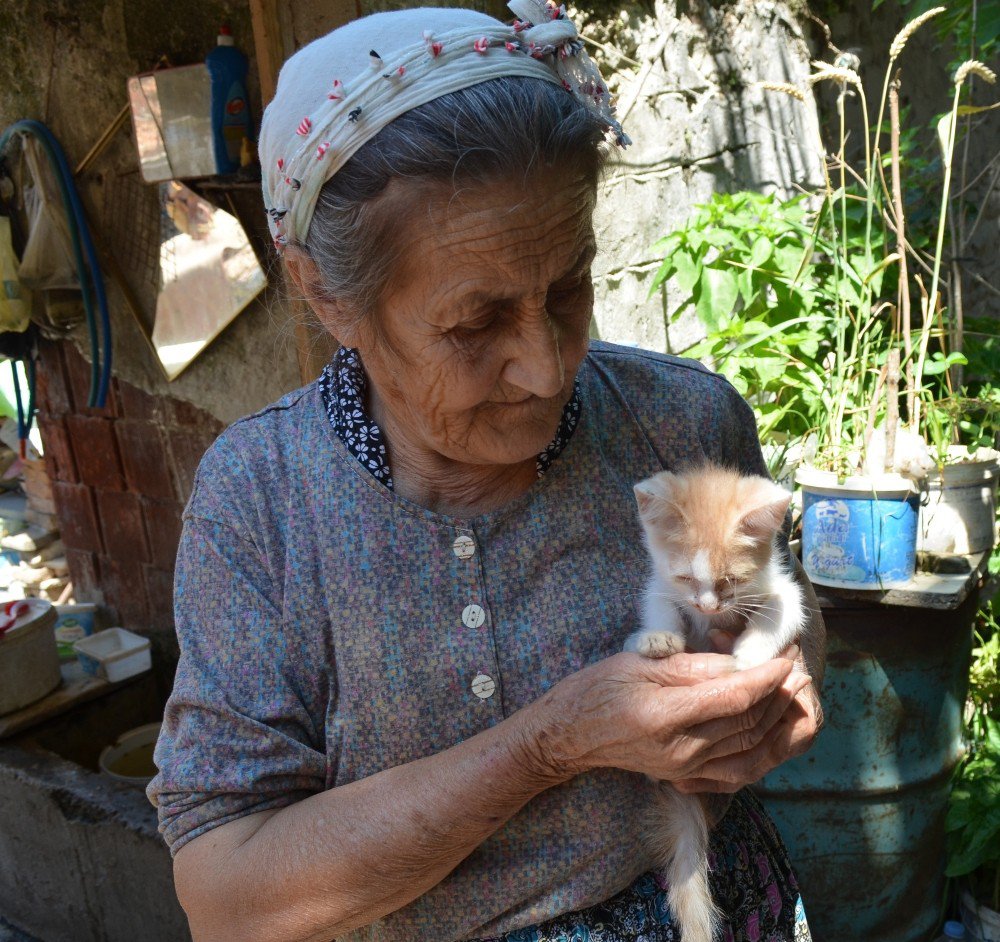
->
[[351, 174, 597, 469]]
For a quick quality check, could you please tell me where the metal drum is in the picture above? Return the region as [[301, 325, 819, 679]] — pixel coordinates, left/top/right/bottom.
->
[[756, 590, 976, 942]]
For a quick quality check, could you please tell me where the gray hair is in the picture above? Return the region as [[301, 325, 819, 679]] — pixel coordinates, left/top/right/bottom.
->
[[298, 76, 609, 322]]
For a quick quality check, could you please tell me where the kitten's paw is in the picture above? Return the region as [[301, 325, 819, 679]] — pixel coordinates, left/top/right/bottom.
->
[[732, 633, 780, 670], [624, 630, 686, 659]]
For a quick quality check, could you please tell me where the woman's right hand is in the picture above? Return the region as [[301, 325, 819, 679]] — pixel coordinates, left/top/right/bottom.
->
[[524, 650, 809, 787]]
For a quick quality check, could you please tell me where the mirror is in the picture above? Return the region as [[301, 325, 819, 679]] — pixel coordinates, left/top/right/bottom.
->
[[127, 67, 216, 183], [151, 182, 266, 380]]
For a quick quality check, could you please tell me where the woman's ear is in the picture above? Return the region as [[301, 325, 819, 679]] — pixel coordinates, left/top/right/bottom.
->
[[282, 246, 359, 346]]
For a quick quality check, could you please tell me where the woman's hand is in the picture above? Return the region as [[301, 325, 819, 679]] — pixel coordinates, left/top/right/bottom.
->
[[525, 649, 811, 787], [671, 636, 823, 794]]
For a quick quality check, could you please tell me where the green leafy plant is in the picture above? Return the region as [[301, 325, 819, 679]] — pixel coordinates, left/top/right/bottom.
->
[[649, 186, 903, 475], [946, 602, 1000, 911], [650, 6, 1000, 477]]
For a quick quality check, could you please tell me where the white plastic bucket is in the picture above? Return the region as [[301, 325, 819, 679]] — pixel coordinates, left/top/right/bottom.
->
[[918, 456, 999, 555], [0, 600, 60, 715], [797, 468, 919, 589]]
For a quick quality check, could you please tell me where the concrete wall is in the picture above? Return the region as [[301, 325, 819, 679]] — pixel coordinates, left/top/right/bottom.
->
[[579, 0, 824, 351], [0, 743, 188, 942]]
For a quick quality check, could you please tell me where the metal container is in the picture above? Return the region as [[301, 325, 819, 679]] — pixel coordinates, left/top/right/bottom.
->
[[918, 454, 999, 556], [757, 590, 976, 942], [0, 600, 60, 715]]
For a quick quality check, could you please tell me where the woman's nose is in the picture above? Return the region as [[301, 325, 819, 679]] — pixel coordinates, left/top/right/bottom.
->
[[501, 310, 565, 399]]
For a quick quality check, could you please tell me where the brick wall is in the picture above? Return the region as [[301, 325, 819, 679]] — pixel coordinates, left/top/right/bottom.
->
[[35, 338, 224, 700]]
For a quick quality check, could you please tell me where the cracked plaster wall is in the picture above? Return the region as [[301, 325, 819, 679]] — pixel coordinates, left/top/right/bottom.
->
[[579, 0, 824, 352]]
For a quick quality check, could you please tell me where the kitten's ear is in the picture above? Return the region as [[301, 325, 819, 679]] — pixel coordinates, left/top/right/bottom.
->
[[634, 474, 679, 524], [634, 479, 659, 515], [738, 482, 791, 541]]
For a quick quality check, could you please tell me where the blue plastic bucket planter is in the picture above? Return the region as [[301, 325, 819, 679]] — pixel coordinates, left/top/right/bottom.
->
[[796, 467, 919, 589]]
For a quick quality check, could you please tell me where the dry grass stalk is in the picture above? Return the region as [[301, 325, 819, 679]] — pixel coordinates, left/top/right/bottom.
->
[[954, 60, 997, 86], [757, 81, 805, 102], [808, 65, 863, 90], [889, 6, 946, 60]]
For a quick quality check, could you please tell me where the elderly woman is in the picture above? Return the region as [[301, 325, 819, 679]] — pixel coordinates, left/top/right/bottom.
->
[[147, 5, 825, 941]]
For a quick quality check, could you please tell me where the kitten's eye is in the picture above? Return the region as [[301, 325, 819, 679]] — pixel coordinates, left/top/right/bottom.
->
[[676, 575, 695, 584]]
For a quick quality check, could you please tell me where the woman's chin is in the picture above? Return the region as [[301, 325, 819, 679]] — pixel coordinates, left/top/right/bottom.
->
[[438, 412, 557, 468]]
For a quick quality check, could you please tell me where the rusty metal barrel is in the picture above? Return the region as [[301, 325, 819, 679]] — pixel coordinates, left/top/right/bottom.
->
[[757, 582, 977, 942]]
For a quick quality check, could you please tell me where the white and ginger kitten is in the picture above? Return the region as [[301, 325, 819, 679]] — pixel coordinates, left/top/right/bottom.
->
[[624, 464, 807, 942]]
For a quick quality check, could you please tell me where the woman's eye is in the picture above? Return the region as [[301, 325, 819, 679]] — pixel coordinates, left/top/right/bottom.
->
[[454, 312, 498, 335]]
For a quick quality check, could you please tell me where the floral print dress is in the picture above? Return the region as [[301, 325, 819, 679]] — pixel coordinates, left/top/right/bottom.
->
[[479, 792, 812, 942]]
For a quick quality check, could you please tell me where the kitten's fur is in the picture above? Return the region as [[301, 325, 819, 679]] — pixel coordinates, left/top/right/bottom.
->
[[624, 464, 807, 942]]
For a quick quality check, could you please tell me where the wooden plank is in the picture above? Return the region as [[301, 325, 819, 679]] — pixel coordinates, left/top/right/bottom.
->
[[0, 661, 150, 740], [248, 0, 289, 107], [813, 550, 990, 611], [248, 0, 358, 384]]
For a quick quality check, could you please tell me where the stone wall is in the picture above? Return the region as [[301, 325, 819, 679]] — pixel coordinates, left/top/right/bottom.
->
[[580, 0, 824, 351]]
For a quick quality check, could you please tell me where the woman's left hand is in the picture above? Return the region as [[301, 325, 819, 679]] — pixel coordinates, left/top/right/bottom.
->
[[672, 639, 823, 794]]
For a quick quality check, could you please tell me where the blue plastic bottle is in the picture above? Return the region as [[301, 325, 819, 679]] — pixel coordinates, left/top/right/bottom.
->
[[205, 25, 252, 174], [933, 920, 966, 941]]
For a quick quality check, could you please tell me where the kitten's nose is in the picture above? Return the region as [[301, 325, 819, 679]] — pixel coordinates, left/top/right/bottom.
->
[[696, 592, 720, 614]]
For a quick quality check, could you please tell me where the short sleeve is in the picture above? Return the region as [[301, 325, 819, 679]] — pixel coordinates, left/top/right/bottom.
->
[[710, 378, 770, 479], [146, 508, 327, 856]]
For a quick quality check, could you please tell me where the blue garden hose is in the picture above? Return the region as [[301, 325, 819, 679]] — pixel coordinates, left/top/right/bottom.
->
[[0, 119, 112, 409], [9, 357, 35, 459]]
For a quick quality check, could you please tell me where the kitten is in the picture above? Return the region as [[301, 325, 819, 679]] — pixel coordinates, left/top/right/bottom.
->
[[623, 464, 807, 942]]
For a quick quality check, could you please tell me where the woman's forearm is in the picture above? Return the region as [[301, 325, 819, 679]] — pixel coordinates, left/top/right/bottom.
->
[[176, 701, 561, 942]]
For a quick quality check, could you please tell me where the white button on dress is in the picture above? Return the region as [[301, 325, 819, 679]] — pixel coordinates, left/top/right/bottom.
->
[[452, 535, 475, 559], [471, 673, 496, 699], [462, 604, 486, 629]]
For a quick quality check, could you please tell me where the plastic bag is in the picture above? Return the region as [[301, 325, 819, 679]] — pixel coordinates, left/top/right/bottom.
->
[[0, 216, 30, 333], [17, 137, 78, 292]]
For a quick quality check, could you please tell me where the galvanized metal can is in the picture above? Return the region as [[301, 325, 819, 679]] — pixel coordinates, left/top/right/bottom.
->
[[756, 591, 976, 942]]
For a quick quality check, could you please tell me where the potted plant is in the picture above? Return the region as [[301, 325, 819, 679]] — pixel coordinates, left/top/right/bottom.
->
[[947, 604, 1000, 940], [920, 388, 1000, 556], [653, 7, 1000, 586]]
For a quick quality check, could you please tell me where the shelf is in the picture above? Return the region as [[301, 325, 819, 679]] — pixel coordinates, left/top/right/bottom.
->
[[811, 550, 990, 611]]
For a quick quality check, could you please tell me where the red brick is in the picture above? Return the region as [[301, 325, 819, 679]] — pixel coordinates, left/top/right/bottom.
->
[[64, 415, 125, 490], [98, 555, 148, 629], [115, 420, 174, 500], [165, 396, 220, 429], [168, 427, 219, 501], [36, 339, 73, 415], [52, 481, 103, 554], [95, 489, 149, 563], [118, 380, 162, 424], [143, 564, 176, 635], [141, 498, 184, 571], [65, 548, 102, 603], [62, 343, 119, 417], [37, 413, 78, 483]]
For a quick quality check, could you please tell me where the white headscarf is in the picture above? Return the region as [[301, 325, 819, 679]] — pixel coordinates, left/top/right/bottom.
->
[[259, 1, 629, 251]]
